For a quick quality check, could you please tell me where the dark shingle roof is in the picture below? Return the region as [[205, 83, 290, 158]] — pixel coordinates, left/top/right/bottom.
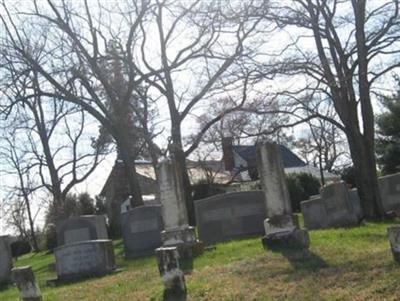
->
[[233, 144, 306, 168]]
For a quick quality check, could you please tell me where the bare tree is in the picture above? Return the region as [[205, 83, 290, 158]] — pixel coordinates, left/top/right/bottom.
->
[[258, 0, 400, 218], [0, 135, 41, 252]]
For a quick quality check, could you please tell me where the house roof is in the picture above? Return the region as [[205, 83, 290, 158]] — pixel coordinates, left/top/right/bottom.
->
[[233, 144, 307, 168]]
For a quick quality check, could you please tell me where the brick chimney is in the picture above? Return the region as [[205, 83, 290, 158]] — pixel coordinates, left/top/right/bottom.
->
[[222, 137, 235, 171]]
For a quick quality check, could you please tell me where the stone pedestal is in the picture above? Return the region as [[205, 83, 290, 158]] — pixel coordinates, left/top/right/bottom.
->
[[257, 142, 309, 249], [155, 246, 186, 301], [388, 225, 400, 262], [0, 235, 12, 284], [12, 266, 42, 301]]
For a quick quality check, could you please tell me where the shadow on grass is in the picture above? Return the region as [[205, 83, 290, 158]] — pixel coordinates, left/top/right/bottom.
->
[[0, 282, 13, 292], [272, 248, 329, 271]]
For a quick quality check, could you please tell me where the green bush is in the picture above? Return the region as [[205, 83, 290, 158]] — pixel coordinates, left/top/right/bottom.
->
[[287, 173, 321, 212]]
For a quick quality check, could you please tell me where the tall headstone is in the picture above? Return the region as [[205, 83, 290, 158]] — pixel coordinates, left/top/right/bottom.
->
[[12, 266, 42, 301], [121, 205, 163, 258], [0, 235, 13, 284], [257, 142, 309, 249], [156, 159, 202, 274]]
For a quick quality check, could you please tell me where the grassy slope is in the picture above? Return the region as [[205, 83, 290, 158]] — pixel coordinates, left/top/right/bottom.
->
[[1, 220, 400, 301]]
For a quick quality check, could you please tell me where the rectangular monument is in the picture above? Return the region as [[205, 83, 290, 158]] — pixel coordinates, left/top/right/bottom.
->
[[257, 142, 309, 249], [54, 240, 116, 281], [321, 182, 358, 227], [56, 215, 108, 246], [121, 205, 163, 258], [300, 196, 329, 230], [0, 236, 13, 284], [195, 191, 266, 245], [379, 173, 400, 213]]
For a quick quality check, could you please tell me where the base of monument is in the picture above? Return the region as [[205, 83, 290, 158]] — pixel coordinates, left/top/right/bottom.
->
[[125, 248, 160, 259], [161, 226, 197, 246], [261, 228, 310, 250], [46, 268, 122, 287]]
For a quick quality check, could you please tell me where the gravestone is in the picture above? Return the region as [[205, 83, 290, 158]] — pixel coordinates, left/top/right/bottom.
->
[[195, 191, 266, 245], [257, 142, 309, 249], [155, 246, 186, 301], [158, 159, 203, 268], [379, 173, 400, 213], [300, 196, 329, 230], [0, 235, 12, 284], [56, 215, 108, 246], [12, 266, 42, 301], [321, 182, 358, 227], [54, 240, 116, 281], [121, 205, 163, 258]]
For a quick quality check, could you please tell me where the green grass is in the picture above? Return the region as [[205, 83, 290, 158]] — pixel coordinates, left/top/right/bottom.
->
[[1, 220, 400, 300]]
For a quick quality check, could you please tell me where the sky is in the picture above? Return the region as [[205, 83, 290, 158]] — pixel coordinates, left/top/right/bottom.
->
[[0, 0, 399, 235]]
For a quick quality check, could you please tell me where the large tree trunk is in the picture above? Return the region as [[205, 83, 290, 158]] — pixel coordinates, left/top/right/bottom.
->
[[115, 135, 144, 208], [346, 129, 384, 219]]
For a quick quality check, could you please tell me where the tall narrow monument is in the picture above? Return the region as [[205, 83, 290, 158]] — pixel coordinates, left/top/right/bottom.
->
[[156, 159, 202, 270], [257, 142, 309, 249]]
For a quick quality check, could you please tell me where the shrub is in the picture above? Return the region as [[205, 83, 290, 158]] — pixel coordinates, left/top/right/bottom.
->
[[341, 166, 356, 188], [287, 173, 321, 212]]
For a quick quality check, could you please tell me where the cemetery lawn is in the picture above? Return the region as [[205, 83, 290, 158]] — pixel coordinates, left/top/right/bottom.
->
[[1, 219, 400, 300]]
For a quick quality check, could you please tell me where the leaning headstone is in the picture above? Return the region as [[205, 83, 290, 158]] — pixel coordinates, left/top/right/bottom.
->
[[158, 159, 203, 259], [379, 173, 400, 213], [12, 266, 42, 301], [121, 205, 163, 258], [388, 225, 400, 262], [195, 191, 266, 245], [321, 182, 358, 227], [155, 246, 186, 301], [0, 235, 13, 284], [257, 142, 309, 249], [301, 196, 329, 230], [56, 215, 108, 246], [54, 239, 116, 282]]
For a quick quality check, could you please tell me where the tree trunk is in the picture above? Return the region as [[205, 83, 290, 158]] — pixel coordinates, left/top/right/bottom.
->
[[346, 130, 384, 219], [25, 198, 39, 252], [115, 136, 144, 207]]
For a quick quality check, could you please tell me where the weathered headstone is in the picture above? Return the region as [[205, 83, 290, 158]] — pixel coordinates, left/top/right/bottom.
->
[[388, 225, 400, 262], [300, 196, 329, 230], [54, 239, 116, 281], [257, 142, 309, 249], [348, 188, 364, 220], [121, 205, 163, 258], [379, 173, 400, 213], [195, 191, 266, 245], [0, 235, 12, 284], [12, 266, 42, 301], [321, 182, 358, 227], [155, 246, 186, 301], [158, 159, 202, 258], [56, 215, 108, 246]]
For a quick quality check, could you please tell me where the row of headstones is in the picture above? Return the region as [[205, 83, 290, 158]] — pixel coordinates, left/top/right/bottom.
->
[[301, 172, 400, 230]]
